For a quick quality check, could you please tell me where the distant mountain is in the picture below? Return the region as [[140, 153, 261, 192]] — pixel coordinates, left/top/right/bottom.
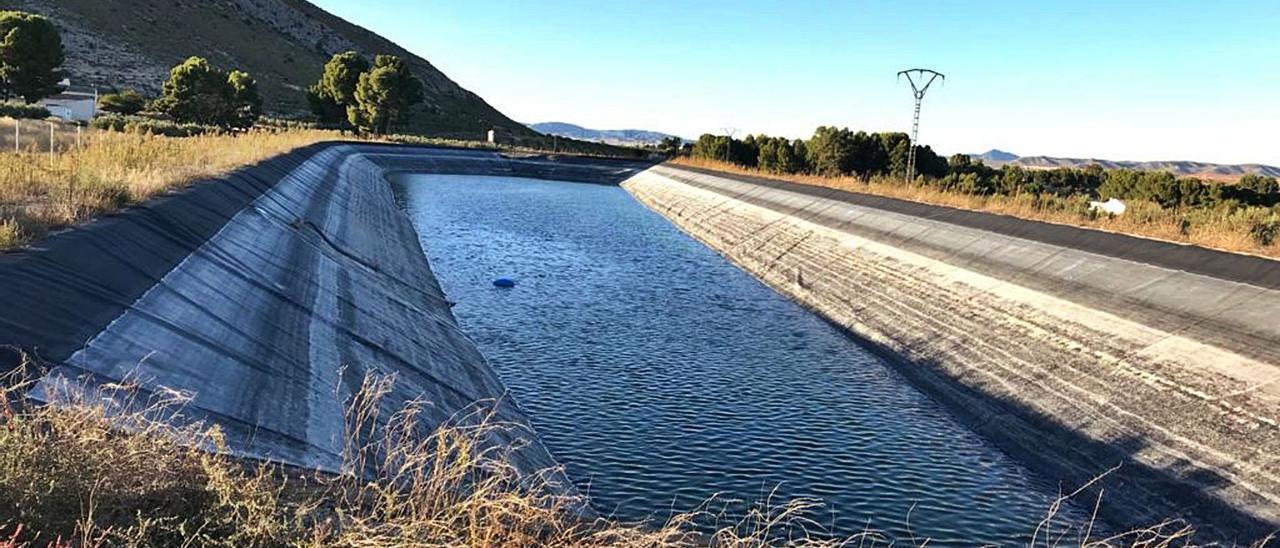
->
[[966, 150, 1279, 182], [969, 149, 1020, 163], [529, 122, 682, 146]]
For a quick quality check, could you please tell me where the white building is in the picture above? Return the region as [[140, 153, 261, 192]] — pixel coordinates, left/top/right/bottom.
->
[[39, 79, 97, 122]]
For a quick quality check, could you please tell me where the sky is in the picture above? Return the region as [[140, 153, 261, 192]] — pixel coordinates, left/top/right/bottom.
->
[[309, 1, 1280, 165]]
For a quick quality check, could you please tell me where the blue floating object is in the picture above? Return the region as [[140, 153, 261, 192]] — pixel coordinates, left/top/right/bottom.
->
[[493, 278, 516, 288]]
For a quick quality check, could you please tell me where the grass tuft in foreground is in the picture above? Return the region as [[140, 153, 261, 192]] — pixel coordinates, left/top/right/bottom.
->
[[0, 357, 1243, 547], [0, 363, 852, 547]]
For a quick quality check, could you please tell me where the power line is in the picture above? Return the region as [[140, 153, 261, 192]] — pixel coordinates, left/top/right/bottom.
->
[[896, 68, 945, 183]]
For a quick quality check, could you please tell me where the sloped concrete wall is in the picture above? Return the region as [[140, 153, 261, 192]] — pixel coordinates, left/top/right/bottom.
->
[[624, 165, 1280, 539], [0, 143, 650, 476]]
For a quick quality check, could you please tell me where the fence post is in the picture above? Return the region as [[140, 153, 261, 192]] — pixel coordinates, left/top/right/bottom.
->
[[49, 121, 54, 166], [13, 120, 18, 153]]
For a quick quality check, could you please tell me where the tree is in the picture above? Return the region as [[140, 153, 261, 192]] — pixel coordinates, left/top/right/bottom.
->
[[1177, 177, 1209, 208], [790, 139, 809, 173], [1135, 171, 1180, 208], [0, 11, 64, 103], [1239, 174, 1280, 206], [752, 135, 804, 174], [97, 89, 147, 115], [848, 130, 886, 179], [321, 51, 369, 106], [349, 55, 422, 135], [155, 57, 260, 129], [155, 56, 232, 126], [308, 51, 369, 126], [226, 70, 262, 129], [756, 136, 787, 173], [805, 126, 854, 176], [1099, 169, 1139, 200], [657, 135, 683, 157], [732, 134, 759, 166], [306, 84, 345, 126], [913, 144, 948, 179], [876, 132, 912, 178], [691, 134, 727, 161]]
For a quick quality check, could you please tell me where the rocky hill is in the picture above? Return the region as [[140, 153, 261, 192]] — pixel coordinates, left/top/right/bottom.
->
[[7, 0, 538, 139], [967, 149, 1279, 182]]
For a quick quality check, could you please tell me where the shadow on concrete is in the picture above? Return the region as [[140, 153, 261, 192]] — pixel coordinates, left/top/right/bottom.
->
[[664, 165, 1280, 368], [660, 165, 1280, 540], [795, 275, 1279, 543]]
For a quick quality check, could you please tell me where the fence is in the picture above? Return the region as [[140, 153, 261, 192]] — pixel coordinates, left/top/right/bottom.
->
[[0, 117, 87, 154]]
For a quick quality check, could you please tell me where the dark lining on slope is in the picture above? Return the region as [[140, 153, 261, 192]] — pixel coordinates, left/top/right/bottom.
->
[[0, 143, 331, 371], [0, 143, 656, 374]]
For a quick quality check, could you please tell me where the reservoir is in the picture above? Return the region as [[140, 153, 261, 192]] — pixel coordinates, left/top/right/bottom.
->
[[395, 173, 1092, 543]]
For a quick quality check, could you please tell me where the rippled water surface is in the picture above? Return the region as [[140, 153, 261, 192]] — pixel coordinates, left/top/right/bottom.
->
[[396, 174, 1090, 544]]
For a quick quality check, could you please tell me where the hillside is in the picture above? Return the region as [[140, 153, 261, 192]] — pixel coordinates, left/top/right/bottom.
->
[[7, 0, 539, 139], [968, 149, 1019, 163], [528, 122, 682, 146], [967, 149, 1279, 182]]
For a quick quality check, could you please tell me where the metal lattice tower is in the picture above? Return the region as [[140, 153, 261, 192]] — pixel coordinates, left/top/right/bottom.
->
[[720, 126, 738, 163], [897, 68, 945, 183]]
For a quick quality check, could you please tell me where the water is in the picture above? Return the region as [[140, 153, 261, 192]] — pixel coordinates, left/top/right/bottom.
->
[[396, 174, 1093, 544]]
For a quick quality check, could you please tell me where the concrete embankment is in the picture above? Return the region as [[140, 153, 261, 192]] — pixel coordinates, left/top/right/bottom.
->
[[623, 165, 1280, 539], [0, 142, 651, 474]]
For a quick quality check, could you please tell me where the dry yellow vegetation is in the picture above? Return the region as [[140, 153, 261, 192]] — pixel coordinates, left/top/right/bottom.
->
[[0, 127, 337, 250], [671, 157, 1280, 260], [0, 361, 1208, 547]]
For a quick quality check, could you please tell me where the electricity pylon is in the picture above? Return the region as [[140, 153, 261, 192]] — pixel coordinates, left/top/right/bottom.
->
[[720, 126, 738, 163], [897, 68, 945, 183]]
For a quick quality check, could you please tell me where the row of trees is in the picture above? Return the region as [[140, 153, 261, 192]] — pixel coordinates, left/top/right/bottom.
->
[[0, 10, 263, 130], [95, 57, 262, 130], [691, 127, 947, 181], [306, 51, 423, 135], [0, 9, 422, 135], [692, 126, 1280, 213], [941, 155, 1279, 209], [103, 50, 427, 134]]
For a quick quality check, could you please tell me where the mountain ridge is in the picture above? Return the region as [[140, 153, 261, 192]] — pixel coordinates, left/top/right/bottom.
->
[[966, 149, 1279, 181], [528, 122, 682, 146]]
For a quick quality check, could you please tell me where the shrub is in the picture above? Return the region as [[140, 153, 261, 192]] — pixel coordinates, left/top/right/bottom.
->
[[1250, 216, 1280, 247], [97, 89, 147, 115], [0, 101, 48, 119], [90, 113, 209, 137], [89, 113, 129, 132], [0, 217, 20, 248], [126, 119, 208, 137]]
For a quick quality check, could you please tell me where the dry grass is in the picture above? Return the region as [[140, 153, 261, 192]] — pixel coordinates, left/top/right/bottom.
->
[[670, 157, 1280, 260], [0, 124, 338, 249], [0, 356, 1248, 547]]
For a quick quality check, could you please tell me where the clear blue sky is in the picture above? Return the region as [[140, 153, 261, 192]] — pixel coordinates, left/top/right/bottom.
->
[[310, 1, 1279, 165]]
